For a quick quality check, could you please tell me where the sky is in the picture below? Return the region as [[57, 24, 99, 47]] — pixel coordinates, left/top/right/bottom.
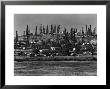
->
[[14, 14, 97, 36]]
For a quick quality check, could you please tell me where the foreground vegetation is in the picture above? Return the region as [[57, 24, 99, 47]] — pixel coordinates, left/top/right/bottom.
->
[[14, 61, 97, 76]]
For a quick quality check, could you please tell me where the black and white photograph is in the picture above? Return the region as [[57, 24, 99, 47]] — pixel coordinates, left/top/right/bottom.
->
[[2, 2, 107, 85], [14, 14, 97, 76]]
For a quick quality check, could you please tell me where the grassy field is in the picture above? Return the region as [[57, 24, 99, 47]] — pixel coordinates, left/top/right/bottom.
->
[[14, 60, 97, 76]]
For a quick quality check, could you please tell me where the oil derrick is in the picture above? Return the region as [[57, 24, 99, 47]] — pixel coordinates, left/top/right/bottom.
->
[[71, 28, 77, 47], [39, 24, 42, 34], [70, 27, 73, 40], [90, 25, 92, 36], [82, 27, 85, 43], [15, 31, 18, 43], [56, 25, 60, 43], [43, 25, 45, 34], [88, 25, 92, 36], [70, 28, 73, 41], [82, 27, 84, 36], [57, 25, 60, 34], [73, 28, 77, 44], [63, 27, 66, 41], [46, 25, 49, 34], [86, 24, 88, 36], [26, 24, 29, 36], [64, 27, 69, 43], [35, 26, 37, 36], [53, 25, 56, 33], [50, 24, 53, 35], [63, 27, 67, 35], [15, 31, 18, 48], [93, 27, 96, 36], [26, 24, 29, 45]]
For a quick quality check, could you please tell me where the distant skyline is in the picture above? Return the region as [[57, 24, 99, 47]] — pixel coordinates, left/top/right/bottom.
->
[[14, 14, 97, 36]]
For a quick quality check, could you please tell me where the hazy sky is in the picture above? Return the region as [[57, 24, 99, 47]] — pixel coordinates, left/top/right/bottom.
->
[[14, 14, 97, 36]]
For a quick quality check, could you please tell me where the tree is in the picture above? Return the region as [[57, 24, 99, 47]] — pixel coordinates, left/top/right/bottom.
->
[[75, 42, 82, 54]]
